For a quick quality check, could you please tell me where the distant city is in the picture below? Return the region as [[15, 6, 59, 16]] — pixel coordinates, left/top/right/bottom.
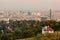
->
[[0, 10, 60, 21]]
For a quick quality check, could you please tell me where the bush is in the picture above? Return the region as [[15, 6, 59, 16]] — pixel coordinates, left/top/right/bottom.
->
[[36, 32, 60, 40]]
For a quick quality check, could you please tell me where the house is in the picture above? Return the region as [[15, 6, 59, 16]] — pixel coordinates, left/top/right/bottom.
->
[[42, 26, 54, 34]]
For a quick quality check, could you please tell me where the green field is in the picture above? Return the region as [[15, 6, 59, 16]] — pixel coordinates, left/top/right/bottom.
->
[[16, 37, 35, 40]]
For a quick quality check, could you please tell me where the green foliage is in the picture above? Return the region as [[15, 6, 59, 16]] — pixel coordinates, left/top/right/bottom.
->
[[9, 20, 42, 39], [0, 20, 60, 40], [36, 32, 60, 40], [41, 20, 60, 31]]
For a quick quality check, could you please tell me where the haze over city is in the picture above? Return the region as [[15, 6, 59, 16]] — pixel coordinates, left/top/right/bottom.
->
[[0, 0, 60, 40], [0, 0, 60, 21], [0, 0, 60, 11]]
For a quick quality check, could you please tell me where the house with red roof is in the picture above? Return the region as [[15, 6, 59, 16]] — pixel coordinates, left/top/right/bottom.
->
[[42, 26, 54, 34]]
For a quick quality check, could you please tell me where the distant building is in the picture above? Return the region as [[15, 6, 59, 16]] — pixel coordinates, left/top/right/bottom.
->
[[0, 11, 8, 21], [42, 26, 54, 34], [0, 11, 42, 21], [28, 12, 31, 16], [41, 16, 47, 21], [52, 11, 60, 21]]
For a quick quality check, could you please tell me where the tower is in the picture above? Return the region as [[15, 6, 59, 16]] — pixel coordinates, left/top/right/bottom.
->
[[50, 9, 52, 20]]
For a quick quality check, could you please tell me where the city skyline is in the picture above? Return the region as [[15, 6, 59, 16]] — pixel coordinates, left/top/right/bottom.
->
[[0, 10, 60, 21]]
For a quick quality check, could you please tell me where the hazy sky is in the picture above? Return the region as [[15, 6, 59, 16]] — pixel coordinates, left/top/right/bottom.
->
[[0, 0, 60, 11]]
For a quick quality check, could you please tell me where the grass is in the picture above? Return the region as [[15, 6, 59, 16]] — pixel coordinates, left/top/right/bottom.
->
[[16, 31, 60, 40], [16, 37, 35, 40]]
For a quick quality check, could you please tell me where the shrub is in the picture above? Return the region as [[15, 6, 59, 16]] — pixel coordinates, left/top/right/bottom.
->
[[36, 32, 60, 40]]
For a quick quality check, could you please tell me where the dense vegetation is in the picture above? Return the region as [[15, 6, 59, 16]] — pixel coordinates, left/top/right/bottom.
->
[[17, 32, 60, 40], [36, 31, 60, 40], [0, 20, 60, 40]]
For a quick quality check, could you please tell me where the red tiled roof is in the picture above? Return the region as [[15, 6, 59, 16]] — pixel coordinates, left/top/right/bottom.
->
[[44, 26, 53, 31]]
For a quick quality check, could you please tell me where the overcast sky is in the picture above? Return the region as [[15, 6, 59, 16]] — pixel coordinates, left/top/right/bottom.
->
[[0, 0, 60, 11]]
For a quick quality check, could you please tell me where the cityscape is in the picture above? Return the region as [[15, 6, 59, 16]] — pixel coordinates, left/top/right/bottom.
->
[[0, 0, 60, 40], [0, 10, 60, 21]]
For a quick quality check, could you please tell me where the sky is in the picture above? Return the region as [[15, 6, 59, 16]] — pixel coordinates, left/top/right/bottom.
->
[[0, 0, 60, 11]]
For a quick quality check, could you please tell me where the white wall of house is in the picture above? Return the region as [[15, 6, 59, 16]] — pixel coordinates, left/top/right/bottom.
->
[[42, 26, 54, 34]]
